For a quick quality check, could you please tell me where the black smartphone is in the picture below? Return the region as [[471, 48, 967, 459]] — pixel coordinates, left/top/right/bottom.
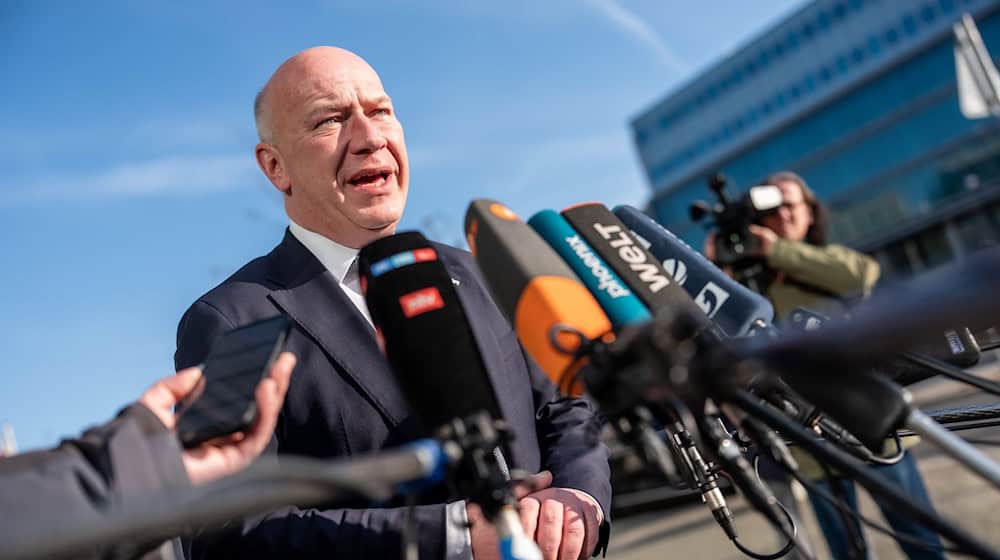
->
[[175, 315, 293, 448]]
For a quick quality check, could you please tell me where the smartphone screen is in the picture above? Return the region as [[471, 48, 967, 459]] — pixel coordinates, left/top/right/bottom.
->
[[176, 315, 292, 448]]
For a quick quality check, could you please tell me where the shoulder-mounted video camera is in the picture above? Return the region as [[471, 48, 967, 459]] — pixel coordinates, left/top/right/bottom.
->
[[690, 173, 783, 293]]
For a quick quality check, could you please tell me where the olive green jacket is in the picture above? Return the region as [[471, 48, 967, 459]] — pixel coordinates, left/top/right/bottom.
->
[[765, 238, 881, 322]]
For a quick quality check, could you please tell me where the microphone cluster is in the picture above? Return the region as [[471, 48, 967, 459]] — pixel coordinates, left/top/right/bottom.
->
[[462, 198, 1000, 560]]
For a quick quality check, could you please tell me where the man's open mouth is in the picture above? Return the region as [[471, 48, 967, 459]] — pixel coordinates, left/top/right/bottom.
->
[[348, 170, 392, 187]]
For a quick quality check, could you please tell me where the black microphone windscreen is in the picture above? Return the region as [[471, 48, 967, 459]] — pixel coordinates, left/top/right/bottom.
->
[[359, 232, 504, 432], [881, 327, 981, 386]]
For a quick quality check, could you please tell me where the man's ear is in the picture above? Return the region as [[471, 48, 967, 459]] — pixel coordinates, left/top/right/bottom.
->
[[256, 143, 291, 194]]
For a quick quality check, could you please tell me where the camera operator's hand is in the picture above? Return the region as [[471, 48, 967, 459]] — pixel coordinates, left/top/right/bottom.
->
[[747, 224, 779, 257], [138, 352, 296, 484], [703, 231, 717, 262]]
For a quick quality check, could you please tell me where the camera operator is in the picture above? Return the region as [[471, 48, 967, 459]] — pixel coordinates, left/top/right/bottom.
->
[[0, 353, 295, 560], [710, 170, 944, 559]]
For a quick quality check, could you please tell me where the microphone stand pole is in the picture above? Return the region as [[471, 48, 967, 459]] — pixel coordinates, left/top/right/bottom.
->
[[7, 440, 453, 560], [729, 389, 999, 560], [904, 407, 1000, 489], [898, 351, 1000, 397]]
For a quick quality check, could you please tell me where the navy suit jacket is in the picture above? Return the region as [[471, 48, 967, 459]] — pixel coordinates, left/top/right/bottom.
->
[[175, 230, 612, 559]]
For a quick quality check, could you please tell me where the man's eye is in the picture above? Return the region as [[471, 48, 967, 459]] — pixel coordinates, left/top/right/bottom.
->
[[373, 108, 391, 116], [316, 116, 344, 128]]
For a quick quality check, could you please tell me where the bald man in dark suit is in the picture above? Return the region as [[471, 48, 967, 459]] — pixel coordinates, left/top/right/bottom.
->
[[176, 46, 611, 560]]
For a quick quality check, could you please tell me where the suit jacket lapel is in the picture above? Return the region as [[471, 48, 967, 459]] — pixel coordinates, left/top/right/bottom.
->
[[442, 254, 519, 428], [265, 230, 411, 428]]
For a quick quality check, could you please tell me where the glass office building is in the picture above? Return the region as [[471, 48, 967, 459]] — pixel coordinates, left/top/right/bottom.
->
[[632, 0, 1000, 279]]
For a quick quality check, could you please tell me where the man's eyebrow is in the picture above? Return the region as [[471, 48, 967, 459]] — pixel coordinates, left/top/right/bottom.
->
[[365, 93, 393, 105], [303, 99, 350, 122]]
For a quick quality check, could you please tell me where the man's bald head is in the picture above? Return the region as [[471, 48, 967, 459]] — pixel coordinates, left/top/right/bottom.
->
[[252, 46, 409, 248], [254, 47, 381, 145]]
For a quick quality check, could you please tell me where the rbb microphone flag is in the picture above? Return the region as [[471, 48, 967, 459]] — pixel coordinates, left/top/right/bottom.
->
[[464, 199, 611, 395], [562, 203, 712, 332], [358, 231, 504, 431], [528, 210, 650, 328], [613, 205, 774, 336]]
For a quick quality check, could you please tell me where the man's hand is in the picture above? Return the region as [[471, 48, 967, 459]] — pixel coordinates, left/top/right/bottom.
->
[[519, 481, 603, 560], [468, 471, 552, 560], [138, 352, 296, 485], [468, 470, 604, 560], [747, 224, 778, 256]]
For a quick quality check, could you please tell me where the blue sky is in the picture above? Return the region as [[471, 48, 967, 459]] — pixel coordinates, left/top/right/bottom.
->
[[0, 0, 805, 452]]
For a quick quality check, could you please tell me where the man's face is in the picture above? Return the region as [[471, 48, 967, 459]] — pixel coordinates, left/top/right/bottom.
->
[[260, 50, 409, 248], [760, 180, 812, 242]]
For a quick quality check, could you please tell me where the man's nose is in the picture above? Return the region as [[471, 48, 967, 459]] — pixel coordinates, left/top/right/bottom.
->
[[349, 114, 387, 154]]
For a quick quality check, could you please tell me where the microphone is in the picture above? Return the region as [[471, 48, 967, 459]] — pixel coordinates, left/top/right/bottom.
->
[[359, 232, 503, 431], [463, 199, 612, 395], [528, 209, 651, 327], [613, 205, 774, 336], [784, 306, 993, 396], [733, 307, 909, 450], [358, 231, 541, 560], [561, 203, 714, 333], [884, 327, 981, 386], [788, 308, 981, 372]]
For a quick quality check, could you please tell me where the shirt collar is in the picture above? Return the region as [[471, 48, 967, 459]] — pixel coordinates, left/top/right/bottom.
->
[[288, 220, 359, 283]]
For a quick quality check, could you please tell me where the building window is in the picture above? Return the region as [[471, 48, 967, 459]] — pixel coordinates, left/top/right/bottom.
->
[[836, 55, 849, 74], [832, 3, 847, 21], [818, 11, 831, 31], [819, 66, 833, 82], [803, 21, 815, 40], [849, 0, 864, 12], [920, 4, 936, 23], [885, 26, 900, 44], [902, 14, 918, 36], [938, 0, 956, 13], [868, 36, 881, 55], [759, 50, 771, 68], [774, 42, 785, 59], [789, 84, 801, 99], [851, 46, 865, 64], [804, 73, 817, 92], [787, 30, 800, 51]]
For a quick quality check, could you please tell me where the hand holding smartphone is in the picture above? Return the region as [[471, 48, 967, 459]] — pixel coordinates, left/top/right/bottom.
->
[[175, 315, 293, 448]]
